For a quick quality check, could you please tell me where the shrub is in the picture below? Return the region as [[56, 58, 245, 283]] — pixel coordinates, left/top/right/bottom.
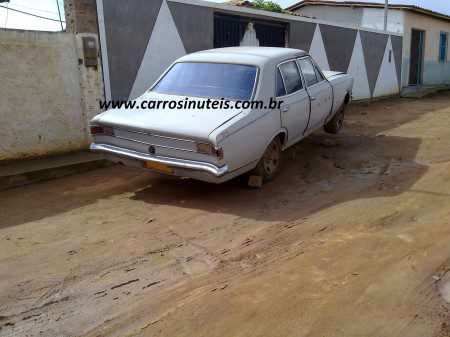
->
[[252, 0, 283, 13]]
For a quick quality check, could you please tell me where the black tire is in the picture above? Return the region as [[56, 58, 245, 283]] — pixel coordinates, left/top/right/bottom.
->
[[253, 137, 283, 182], [324, 102, 346, 134]]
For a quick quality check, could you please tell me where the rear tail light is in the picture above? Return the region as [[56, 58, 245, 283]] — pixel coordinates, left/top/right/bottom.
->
[[196, 143, 223, 159], [212, 147, 223, 159], [90, 125, 104, 135], [90, 125, 115, 136]]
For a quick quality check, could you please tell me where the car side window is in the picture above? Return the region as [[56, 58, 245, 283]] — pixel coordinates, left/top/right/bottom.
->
[[278, 60, 303, 95], [314, 64, 325, 82], [297, 58, 318, 87], [276, 68, 286, 97]]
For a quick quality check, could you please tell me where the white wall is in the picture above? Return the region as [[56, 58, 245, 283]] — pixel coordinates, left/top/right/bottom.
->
[[291, 5, 404, 34], [0, 29, 104, 161], [361, 8, 404, 34], [293, 6, 365, 27]]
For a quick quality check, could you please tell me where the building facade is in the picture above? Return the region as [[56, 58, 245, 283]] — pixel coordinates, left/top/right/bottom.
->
[[97, 0, 402, 101], [286, 1, 450, 89]]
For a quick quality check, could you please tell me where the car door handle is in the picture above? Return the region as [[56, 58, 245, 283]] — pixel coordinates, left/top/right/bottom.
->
[[310, 96, 317, 101], [282, 107, 290, 112]]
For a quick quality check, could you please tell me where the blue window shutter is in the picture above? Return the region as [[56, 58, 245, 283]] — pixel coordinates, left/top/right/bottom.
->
[[439, 33, 448, 61]]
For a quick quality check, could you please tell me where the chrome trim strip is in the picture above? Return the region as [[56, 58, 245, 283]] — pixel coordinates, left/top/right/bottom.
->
[[112, 127, 211, 146], [114, 135, 196, 153], [90, 143, 228, 177], [115, 127, 196, 142]]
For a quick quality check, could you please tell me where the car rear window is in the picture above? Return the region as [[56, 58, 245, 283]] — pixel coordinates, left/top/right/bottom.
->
[[151, 62, 257, 100]]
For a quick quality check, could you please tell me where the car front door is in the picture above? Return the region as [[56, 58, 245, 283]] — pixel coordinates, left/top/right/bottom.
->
[[277, 60, 310, 146], [297, 57, 333, 132]]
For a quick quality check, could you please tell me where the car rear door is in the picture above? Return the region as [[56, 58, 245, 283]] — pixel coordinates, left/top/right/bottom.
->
[[277, 60, 310, 145], [297, 57, 333, 132]]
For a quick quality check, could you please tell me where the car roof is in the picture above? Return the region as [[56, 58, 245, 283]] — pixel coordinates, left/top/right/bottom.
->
[[176, 47, 308, 66]]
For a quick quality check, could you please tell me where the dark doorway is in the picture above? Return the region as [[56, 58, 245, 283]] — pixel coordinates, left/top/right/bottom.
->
[[214, 14, 286, 48], [409, 29, 425, 85]]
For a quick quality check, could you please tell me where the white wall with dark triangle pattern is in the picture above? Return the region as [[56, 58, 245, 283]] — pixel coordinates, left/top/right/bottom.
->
[[97, 0, 403, 101]]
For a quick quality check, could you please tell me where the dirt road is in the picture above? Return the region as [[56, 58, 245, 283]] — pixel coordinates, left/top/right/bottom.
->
[[1, 92, 449, 337]]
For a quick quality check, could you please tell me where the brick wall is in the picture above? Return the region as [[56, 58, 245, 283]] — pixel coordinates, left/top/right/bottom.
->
[[64, 0, 98, 34]]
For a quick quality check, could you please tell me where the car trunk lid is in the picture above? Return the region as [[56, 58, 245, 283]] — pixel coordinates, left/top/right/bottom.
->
[[98, 93, 243, 143]]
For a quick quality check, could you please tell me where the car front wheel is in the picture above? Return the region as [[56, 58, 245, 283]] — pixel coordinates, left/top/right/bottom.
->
[[254, 137, 283, 182]]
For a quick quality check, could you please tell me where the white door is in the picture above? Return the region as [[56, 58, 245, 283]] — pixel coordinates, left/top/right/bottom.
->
[[297, 57, 333, 132], [277, 60, 310, 145]]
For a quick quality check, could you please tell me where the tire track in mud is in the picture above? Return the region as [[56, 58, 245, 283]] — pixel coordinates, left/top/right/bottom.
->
[[1, 241, 189, 329], [399, 259, 450, 337], [33, 265, 81, 308], [7, 164, 414, 335]]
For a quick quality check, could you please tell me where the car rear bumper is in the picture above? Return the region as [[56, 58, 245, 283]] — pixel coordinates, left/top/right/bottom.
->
[[90, 143, 228, 178]]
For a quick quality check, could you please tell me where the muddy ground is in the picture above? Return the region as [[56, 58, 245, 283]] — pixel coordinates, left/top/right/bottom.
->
[[0, 92, 449, 337]]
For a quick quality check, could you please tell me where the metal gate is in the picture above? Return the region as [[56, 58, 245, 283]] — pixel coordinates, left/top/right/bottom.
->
[[214, 14, 286, 48]]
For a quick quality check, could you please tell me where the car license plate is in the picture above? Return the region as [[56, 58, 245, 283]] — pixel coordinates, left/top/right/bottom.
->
[[141, 161, 173, 173]]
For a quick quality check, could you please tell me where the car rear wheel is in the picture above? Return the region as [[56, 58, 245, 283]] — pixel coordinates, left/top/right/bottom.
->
[[254, 137, 283, 182], [324, 102, 346, 134]]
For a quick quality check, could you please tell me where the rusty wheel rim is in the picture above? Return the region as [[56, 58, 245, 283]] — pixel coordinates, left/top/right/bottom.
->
[[263, 139, 280, 174]]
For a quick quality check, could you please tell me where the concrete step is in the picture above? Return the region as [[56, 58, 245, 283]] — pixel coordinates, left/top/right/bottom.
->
[[402, 85, 450, 98], [0, 151, 114, 190]]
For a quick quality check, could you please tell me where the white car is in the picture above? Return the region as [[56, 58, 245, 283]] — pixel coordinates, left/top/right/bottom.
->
[[90, 47, 353, 183]]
